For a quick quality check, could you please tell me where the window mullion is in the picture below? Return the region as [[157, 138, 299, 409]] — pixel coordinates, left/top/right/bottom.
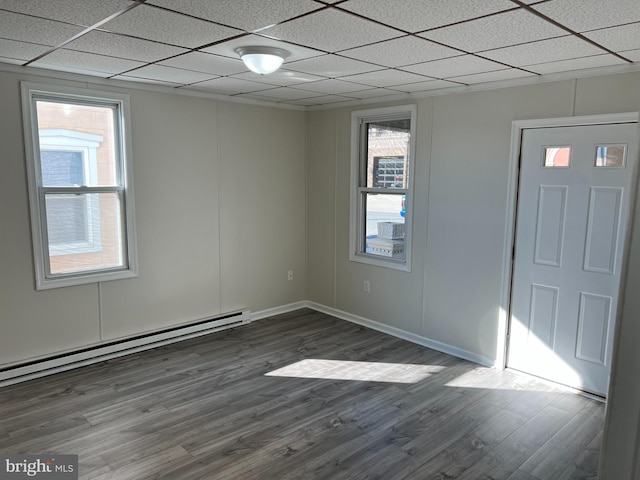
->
[[40, 186, 122, 195]]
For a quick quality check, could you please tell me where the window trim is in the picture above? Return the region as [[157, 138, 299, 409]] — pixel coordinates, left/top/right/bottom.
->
[[349, 104, 417, 272], [21, 82, 138, 290]]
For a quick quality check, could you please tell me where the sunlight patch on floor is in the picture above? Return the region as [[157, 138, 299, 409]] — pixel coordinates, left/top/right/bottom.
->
[[265, 359, 445, 383]]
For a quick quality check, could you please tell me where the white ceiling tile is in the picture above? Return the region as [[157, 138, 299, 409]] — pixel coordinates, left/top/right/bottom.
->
[[583, 23, 640, 53], [449, 68, 536, 84], [401, 55, 506, 78], [339, 0, 516, 33], [111, 75, 183, 87], [284, 54, 381, 77], [32, 49, 145, 76], [0, 39, 50, 62], [201, 34, 324, 63], [233, 86, 321, 100], [348, 88, 407, 99], [420, 9, 567, 53], [524, 54, 628, 74], [289, 94, 357, 105], [532, 0, 640, 33], [229, 69, 326, 86], [481, 36, 604, 66], [621, 49, 640, 61], [339, 69, 431, 87], [262, 9, 402, 53], [147, 0, 321, 32], [290, 79, 371, 94], [0, 0, 132, 27], [158, 52, 247, 76], [102, 4, 242, 48], [392, 79, 463, 92], [125, 65, 217, 84], [232, 92, 284, 102], [341, 36, 460, 68], [186, 77, 273, 95], [65, 31, 188, 62], [0, 11, 84, 45], [0, 57, 24, 65]]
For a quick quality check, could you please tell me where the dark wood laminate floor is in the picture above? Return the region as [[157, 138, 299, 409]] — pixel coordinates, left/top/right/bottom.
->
[[0, 309, 603, 479]]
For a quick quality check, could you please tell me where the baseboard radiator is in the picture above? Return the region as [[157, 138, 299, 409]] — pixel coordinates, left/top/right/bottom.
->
[[0, 310, 251, 387]]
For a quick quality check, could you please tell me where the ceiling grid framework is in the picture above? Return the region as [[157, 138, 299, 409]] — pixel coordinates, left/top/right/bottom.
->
[[0, 0, 638, 108]]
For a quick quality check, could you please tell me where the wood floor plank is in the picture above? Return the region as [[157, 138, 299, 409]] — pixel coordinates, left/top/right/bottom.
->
[[520, 401, 604, 479], [0, 309, 605, 479], [455, 405, 577, 480]]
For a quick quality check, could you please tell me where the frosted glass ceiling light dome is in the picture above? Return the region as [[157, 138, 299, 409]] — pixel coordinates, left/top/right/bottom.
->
[[235, 46, 290, 75]]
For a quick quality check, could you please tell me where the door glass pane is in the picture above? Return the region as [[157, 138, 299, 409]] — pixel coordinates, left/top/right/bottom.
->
[[595, 145, 625, 167], [543, 146, 571, 167], [363, 193, 405, 261], [366, 119, 410, 188]]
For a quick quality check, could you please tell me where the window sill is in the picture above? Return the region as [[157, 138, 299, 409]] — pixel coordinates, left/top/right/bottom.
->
[[349, 252, 411, 272], [36, 268, 138, 290]]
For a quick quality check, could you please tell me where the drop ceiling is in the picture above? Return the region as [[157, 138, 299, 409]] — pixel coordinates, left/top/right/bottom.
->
[[1, 0, 638, 108]]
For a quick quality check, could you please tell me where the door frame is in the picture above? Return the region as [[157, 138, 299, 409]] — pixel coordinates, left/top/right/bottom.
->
[[497, 112, 640, 374]]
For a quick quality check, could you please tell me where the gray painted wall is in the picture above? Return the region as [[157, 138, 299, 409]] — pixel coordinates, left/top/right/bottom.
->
[[306, 72, 640, 364], [0, 69, 306, 365]]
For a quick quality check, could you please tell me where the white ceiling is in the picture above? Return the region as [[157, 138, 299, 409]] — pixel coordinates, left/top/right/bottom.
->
[[0, 0, 638, 108]]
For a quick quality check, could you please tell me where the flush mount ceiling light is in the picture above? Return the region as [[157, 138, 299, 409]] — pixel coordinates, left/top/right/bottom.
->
[[235, 46, 290, 75]]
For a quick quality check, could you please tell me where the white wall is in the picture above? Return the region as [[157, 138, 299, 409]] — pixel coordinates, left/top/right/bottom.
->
[[306, 71, 640, 364], [0, 69, 306, 365]]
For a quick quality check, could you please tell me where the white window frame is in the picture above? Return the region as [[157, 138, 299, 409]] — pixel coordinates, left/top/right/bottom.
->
[[39, 130, 104, 256], [21, 82, 138, 290], [349, 105, 417, 272]]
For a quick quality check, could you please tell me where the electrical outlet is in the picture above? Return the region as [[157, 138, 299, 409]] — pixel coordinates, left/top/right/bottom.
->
[[363, 280, 370, 293], [288, 270, 294, 281]]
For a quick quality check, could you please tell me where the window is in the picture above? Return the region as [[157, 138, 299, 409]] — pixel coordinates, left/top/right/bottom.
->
[[21, 82, 137, 289], [350, 105, 416, 270], [40, 131, 104, 256]]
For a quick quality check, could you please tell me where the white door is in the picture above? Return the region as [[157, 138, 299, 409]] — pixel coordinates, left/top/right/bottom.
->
[[508, 122, 638, 395]]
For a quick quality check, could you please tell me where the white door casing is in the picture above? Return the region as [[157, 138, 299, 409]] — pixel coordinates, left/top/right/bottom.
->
[[508, 121, 638, 396]]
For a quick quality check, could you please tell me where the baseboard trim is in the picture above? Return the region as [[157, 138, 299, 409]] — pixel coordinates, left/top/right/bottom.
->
[[0, 310, 251, 387], [306, 301, 496, 368], [1, 300, 497, 388], [250, 301, 308, 321]]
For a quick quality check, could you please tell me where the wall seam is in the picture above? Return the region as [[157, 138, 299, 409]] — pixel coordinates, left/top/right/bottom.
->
[[303, 110, 309, 302], [215, 100, 223, 314], [333, 111, 339, 308], [421, 98, 435, 338], [98, 282, 104, 341]]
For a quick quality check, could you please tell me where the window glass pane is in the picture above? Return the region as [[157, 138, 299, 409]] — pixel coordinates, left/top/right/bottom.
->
[[46, 192, 124, 275], [364, 193, 405, 261], [41, 150, 84, 186], [595, 145, 625, 167], [36, 100, 118, 187], [366, 119, 410, 188], [46, 194, 90, 245], [543, 146, 571, 167]]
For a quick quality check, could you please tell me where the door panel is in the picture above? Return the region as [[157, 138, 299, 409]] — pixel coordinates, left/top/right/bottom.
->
[[508, 122, 638, 395]]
